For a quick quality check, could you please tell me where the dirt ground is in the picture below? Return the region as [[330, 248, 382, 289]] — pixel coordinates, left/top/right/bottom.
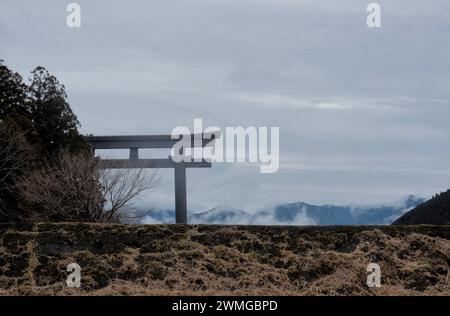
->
[[0, 223, 449, 295]]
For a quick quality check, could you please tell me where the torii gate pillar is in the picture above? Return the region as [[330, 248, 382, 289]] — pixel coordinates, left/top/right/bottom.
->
[[174, 163, 187, 224]]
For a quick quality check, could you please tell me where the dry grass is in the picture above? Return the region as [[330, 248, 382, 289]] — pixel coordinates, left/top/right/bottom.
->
[[0, 223, 449, 296]]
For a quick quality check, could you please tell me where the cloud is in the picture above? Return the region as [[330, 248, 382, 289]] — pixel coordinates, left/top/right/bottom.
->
[[1, 0, 450, 209], [140, 206, 318, 226], [250, 208, 317, 226], [141, 216, 163, 225]]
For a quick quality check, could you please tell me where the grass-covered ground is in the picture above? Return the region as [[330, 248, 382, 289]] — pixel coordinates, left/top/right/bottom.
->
[[0, 223, 449, 295]]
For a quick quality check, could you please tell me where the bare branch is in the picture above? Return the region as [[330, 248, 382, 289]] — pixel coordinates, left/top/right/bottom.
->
[[0, 123, 35, 220], [18, 151, 158, 222]]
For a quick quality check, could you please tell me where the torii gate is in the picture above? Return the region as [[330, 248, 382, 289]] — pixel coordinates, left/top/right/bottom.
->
[[84, 133, 218, 224]]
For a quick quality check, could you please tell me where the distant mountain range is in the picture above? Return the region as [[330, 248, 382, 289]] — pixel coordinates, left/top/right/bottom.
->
[[137, 195, 425, 225], [393, 190, 450, 225], [271, 195, 424, 225]]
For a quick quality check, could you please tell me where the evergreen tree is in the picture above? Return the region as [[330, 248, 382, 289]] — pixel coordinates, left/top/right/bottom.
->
[[27, 66, 88, 157], [0, 61, 88, 158], [0, 61, 89, 221], [0, 60, 31, 131]]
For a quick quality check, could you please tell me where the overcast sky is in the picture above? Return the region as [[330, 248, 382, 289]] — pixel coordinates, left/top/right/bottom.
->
[[1, 0, 450, 212]]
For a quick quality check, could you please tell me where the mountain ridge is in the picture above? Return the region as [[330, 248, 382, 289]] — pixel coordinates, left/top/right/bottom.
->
[[138, 195, 425, 225], [393, 190, 450, 225]]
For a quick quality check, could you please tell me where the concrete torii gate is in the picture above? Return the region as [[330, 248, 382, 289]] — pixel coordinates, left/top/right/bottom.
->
[[84, 133, 218, 224]]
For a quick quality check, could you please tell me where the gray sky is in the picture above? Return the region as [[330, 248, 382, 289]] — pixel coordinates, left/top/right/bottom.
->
[[1, 0, 450, 211]]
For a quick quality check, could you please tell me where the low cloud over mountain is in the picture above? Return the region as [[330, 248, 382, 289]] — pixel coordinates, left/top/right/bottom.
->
[[139, 195, 424, 225]]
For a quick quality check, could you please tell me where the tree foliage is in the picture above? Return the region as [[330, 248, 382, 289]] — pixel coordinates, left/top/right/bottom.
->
[[27, 66, 88, 156], [0, 60, 89, 221], [0, 62, 88, 158], [0, 62, 31, 131], [0, 60, 156, 223]]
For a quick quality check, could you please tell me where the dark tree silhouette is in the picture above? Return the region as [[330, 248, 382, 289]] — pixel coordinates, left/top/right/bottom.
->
[[27, 66, 88, 157], [0, 61, 31, 132], [1, 61, 88, 158], [0, 61, 89, 221]]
